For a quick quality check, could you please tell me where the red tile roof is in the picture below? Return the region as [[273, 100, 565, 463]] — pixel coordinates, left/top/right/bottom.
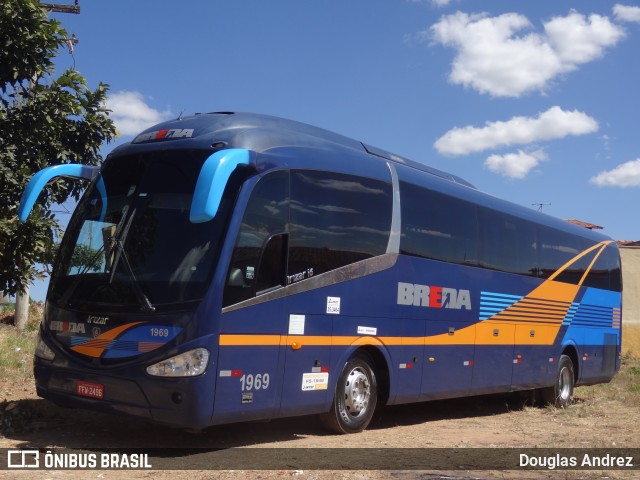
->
[[565, 219, 604, 230]]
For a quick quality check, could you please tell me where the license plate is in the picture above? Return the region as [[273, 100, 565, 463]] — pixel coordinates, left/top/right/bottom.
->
[[76, 381, 104, 399]]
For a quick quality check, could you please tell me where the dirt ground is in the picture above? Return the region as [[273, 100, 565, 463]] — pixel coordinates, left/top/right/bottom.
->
[[0, 369, 638, 480]]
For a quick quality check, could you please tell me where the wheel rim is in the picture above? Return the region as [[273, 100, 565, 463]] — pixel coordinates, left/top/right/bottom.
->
[[344, 367, 370, 417], [558, 366, 572, 401]]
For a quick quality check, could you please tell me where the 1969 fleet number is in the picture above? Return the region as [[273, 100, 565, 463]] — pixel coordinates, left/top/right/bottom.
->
[[240, 373, 270, 391]]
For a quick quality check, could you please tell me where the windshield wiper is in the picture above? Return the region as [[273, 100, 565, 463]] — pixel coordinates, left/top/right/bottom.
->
[[107, 209, 156, 313], [59, 244, 107, 308], [107, 207, 135, 284]]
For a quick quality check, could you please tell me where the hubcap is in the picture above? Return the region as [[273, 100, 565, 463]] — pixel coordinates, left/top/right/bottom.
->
[[558, 366, 572, 401], [344, 367, 370, 416]]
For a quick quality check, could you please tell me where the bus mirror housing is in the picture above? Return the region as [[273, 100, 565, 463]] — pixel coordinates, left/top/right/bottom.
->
[[18, 164, 101, 222], [190, 149, 253, 223]]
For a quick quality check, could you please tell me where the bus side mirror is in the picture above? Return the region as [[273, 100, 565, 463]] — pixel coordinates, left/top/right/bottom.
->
[[190, 149, 253, 223], [19, 164, 101, 222]]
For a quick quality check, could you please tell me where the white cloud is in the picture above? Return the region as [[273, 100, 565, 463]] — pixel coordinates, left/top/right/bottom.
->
[[613, 4, 640, 23], [484, 149, 548, 179], [434, 106, 598, 156], [544, 11, 627, 64], [429, 10, 625, 97], [106, 91, 172, 136], [590, 158, 640, 187]]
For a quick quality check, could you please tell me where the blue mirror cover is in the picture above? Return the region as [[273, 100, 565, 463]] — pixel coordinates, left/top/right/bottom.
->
[[190, 149, 252, 223], [18, 164, 100, 222]]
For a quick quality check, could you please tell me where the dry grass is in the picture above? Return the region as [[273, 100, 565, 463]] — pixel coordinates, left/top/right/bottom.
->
[[0, 302, 41, 385], [568, 326, 640, 418], [0, 301, 43, 332], [0, 325, 36, 385]]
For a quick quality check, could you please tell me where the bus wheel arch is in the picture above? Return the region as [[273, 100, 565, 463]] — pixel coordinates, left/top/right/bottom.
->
[[561, 344, 580, 385], [359, 345, 390, 407], [541, 352, 576, 408], [321, 348, 388, 434]]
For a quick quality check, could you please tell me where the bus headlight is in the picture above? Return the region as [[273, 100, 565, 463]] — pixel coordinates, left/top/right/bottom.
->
[[146, 348, 210, 377], [35, 332, 55, 361]]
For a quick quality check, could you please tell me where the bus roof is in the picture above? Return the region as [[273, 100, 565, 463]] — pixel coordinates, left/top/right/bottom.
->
[[110, 111, 476, 189], [109, 111, 613, 245]]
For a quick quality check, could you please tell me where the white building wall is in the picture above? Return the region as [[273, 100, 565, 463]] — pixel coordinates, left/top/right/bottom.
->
[[621, 247, 640, 325]]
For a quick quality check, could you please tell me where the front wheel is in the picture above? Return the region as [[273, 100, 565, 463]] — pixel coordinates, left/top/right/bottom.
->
[[541, 354, 575, 408], [321, 353, 378, 434]]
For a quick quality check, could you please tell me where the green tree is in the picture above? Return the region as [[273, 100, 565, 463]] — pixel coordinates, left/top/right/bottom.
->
[[69, 244, 103, 272], [0, 0, 117, 327]]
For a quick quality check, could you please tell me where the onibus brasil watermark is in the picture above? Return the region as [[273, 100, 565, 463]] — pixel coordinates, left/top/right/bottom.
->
[[7, 450, 151, 469], [3, 448, 639, 471]]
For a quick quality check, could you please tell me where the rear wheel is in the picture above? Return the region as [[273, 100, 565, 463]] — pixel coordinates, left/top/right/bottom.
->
[[541, 354, 575, 408], [321, 353, 378, 434]]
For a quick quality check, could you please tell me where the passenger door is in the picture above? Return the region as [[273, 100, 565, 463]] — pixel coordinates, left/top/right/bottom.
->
[[213, 171, 290, 424]]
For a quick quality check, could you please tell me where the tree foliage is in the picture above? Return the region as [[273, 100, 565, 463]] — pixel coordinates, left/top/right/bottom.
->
[[0, 0, 117, 295], [69, 244, 103, 273]]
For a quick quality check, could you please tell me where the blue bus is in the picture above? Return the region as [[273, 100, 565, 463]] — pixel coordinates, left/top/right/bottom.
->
[[19, 112, 622, 433]]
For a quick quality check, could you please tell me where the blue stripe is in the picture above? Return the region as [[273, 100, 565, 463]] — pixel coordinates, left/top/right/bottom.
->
[[481, 292, 523, 301], [479, 291, 523, 320], [562, 303, 579, 326]]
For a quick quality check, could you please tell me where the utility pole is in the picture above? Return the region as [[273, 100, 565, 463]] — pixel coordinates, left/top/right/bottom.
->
[[40, 0, 80, 14]]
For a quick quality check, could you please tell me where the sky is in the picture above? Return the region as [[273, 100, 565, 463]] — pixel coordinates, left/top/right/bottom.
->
[[30, 0, 640, 300]]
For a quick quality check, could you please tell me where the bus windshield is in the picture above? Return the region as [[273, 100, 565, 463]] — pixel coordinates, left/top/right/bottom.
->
[[49, 150, 233, 313]]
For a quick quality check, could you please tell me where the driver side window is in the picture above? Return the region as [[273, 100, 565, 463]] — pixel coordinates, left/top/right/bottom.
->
[[223, 171, 289, 306]]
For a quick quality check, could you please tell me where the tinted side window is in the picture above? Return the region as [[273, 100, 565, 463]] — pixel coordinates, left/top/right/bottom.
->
[[583, 243, 622, 292], [607, 245, 623, 292], [479, 209, 537, 276], [582, 246, 609, 290], [289, 170, 392, 279], [539, 227, 589, 284], [223, 172, 289, 306], [400, 182, 477, 266]]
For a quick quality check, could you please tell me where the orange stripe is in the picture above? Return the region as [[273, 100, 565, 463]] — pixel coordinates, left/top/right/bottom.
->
[[492, 312, 565, 322], [514, 325, 560, 345], [70, 322, 143, 357], [219, 329, 559, 347], [547, 241, 611, 283], [219, 243, 617, 351], [219, 334, 285, 346], [138, 342, 164, 352], [579, 243, 609, 286]]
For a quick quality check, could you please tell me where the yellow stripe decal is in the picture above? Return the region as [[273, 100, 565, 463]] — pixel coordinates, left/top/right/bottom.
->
[[219, 241, 617, 349]]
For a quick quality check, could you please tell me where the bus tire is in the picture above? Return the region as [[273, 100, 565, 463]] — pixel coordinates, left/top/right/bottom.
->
[[541, 354, 575, 408], [321, 353, 378, 434]]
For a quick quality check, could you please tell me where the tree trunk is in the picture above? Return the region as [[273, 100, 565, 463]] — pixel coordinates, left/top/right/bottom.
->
[[15, 286, 30, 331]]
